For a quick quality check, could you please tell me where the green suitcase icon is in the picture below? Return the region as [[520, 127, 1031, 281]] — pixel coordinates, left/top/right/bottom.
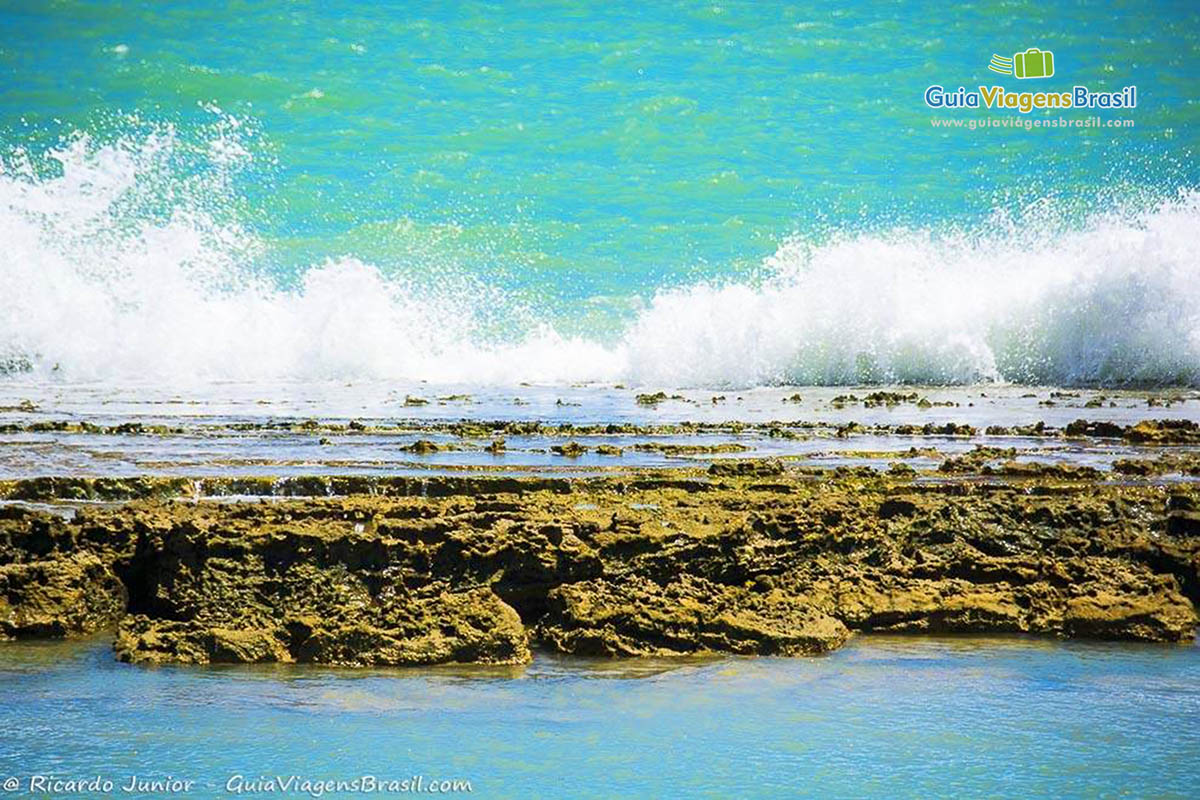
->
[[1013, 48, 1054, 79]]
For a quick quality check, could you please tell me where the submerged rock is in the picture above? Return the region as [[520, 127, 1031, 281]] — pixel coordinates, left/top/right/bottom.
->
[[707, 459, 785, 477], [635, 392, 669, 406], [633, 442, 750, 455], [634, 392, 685, 406], [400, 439, 441, 454]]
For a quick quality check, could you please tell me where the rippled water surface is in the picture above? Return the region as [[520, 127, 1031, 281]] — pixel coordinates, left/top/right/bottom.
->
[[0, 636, 1197, 799], [3, 4, 1199, 797], [0, 384, 1196, 479]]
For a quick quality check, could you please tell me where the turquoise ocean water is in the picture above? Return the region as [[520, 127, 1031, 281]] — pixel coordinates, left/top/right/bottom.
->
[[1, 0, 1198, 387], [2, 6, 1200, 798], [1, 636, 1198, 799]]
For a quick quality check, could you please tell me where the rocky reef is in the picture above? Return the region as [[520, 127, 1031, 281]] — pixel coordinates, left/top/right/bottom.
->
[[1, 465, 1198, 666]]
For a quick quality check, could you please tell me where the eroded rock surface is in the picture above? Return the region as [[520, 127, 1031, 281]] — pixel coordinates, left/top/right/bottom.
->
[[0, 471, 1197, 665], [0, 507, 132, 638]]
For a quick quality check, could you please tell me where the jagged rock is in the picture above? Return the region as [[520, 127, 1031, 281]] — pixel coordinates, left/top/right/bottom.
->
[[1065, 419, 1125, 438], [0, 469, 1197, 666], [400, 439, 440, 454], [115, 619, 293, 664], [115, 587, 528, 667], [1063, 587, 1196, 642], [537, 575, 849, 657], [708, 459, 785, 477], [0, 554, 126, 638], [112, 513, 532, 666], [1124, 419, 1200, 445]]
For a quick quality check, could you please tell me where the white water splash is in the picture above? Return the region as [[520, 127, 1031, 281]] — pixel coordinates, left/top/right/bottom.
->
[[1, 126, 1198, 388], [623, 194, 1200, 386]]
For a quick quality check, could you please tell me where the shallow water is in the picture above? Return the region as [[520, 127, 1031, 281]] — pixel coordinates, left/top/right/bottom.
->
[[0, 636, 1196, 799], [3, 5, 1199, 797], [0, 383, 1195, 479], [5, 382, 1200, 426]]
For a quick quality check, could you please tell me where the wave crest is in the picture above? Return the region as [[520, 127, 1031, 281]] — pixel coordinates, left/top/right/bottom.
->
[[624, 192, 1200, 387], [2, 125, 1198, 388]]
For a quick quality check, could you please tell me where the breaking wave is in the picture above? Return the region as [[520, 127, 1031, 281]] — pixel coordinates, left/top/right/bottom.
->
[[1, 123, 1198, 388]]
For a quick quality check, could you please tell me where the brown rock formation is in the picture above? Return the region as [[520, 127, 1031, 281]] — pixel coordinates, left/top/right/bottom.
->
[[0, 469, 1197, 665]]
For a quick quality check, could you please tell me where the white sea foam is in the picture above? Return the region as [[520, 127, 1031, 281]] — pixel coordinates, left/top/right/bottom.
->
[[1, 126, 1198, 388], [623, 194, 1200, 387]]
